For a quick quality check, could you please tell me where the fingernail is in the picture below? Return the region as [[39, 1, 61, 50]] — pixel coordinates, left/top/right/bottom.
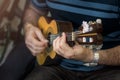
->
[[45, 40, 48, 42], [61, 32, 64, 35]]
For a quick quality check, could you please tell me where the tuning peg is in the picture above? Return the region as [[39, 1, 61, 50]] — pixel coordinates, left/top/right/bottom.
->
[[96, 19, 102, 24]]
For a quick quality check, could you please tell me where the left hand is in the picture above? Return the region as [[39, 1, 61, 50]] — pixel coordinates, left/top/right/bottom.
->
[[53, 32, 93, 62]]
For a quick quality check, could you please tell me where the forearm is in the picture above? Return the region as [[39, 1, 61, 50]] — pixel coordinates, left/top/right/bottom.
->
[[23, 1, 48, 28], [76, 45, 120, 66], [98, 45, 120, 65]]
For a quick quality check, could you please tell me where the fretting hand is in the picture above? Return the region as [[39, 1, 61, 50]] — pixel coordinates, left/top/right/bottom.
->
[[53, 32, 93, 62]]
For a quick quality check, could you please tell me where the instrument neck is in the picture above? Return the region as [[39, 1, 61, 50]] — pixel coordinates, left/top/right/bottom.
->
[[49, 32, 76, 45]]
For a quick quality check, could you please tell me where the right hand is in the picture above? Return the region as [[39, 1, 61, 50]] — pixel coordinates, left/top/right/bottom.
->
[[24, 23, 48, 56]]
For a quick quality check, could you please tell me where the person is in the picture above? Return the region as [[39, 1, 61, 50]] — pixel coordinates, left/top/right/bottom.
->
[[22, 0, 120, 80], [0, 0, 120, 80]]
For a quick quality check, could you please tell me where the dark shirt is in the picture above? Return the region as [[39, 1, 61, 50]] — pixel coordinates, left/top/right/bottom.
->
[[32, 0, 120, 71]]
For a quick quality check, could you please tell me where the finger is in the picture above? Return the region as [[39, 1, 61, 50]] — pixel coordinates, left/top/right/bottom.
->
[[53, 36, 63, 55], [55, 36, 62, 53], [53, 35, 73, 58], [27, 42, 45, 56], [33, 39, 48, 48], [55, 36, 66, 56], [26, 38, 45, 50], [56, 47, 65, 56], [53, 36, 60, 51], [61, 32, 66, 43], [60, 32, 70, 50], [27, 42, 45, 50], [59, 33, 75, 57], [27, 35, 47, 48], [35, 29, 48, 42], [26, 44, 37, 56], [53, 33, 67, 54]]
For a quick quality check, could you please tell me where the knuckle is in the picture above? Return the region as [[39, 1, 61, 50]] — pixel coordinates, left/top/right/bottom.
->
[[65, 54, 74, 59], [32, 45, 36, 51], [53, 47, 59, 52], [32, 51, 37, 56], [33, 41, 37, 46], [65, 55, 71, 59], [54, 47, 58, 51], [53, 47, 56, 51], [57, 46, 60, 50], [60, 41, 64, 46], [25, 40, 28, 45], [59, 44, 63, 48]]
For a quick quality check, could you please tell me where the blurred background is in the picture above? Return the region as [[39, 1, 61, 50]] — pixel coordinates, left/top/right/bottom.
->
[[0, 0, 28, 66]]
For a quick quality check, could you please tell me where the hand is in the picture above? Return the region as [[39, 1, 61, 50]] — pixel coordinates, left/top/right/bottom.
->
[[24, 23, 48, 56], [53, 32, 93, 62]]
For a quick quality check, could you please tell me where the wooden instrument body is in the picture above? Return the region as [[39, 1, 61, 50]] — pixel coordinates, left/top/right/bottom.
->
[[37, 16, 73, 65], [37, 16, 103, 65]]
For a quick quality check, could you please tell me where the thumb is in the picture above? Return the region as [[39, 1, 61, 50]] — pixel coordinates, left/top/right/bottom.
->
[[61, 32, 66, 43]]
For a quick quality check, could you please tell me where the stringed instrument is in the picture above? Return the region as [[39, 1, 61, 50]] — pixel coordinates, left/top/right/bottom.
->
[[37, 16, 103, 65]]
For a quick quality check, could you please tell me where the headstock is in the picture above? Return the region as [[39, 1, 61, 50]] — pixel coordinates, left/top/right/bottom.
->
[[77, 19, 103, 50]]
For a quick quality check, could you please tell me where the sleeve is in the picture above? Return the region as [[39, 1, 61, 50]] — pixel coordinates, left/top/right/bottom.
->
[[31, 0, 47, 9]]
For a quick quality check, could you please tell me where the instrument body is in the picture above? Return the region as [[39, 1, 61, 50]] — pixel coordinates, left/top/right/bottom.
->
[[37, 16, 103, 65]]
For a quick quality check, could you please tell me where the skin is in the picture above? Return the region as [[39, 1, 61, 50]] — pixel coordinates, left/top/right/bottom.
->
[[53, 32, 94, 62], [23, 0, 120, 65], [53, 32, 120, 65], [23, 1, 49, 56]]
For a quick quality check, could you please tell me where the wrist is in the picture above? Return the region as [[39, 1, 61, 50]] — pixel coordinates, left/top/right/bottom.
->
[[85, 49, 94, 62], [86, 49, 100, 63], [24, 23, 34, 36], [92, 50, 99, 63], [83, 50, 99, 66], [24, 23, 32, 32]]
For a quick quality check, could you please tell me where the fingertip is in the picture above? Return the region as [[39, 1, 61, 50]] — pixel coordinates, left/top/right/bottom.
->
[[62, 32, 65, 36], [44, 39, 49, 43], [61, 32, 66, 39]]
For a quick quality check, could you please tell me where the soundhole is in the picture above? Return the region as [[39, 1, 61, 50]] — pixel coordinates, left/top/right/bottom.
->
[[46, 32, 52, 53]]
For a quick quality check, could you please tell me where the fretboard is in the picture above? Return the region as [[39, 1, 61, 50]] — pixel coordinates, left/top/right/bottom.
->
[[48, 31, 99, 45]]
